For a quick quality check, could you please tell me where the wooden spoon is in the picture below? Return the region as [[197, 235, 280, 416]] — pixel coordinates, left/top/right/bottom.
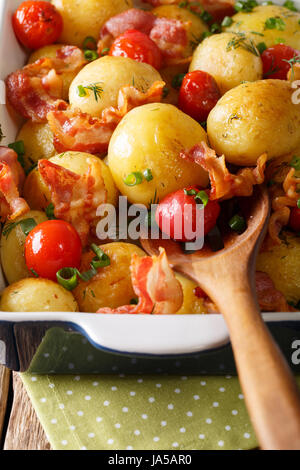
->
[[141, 185, 300, 450]]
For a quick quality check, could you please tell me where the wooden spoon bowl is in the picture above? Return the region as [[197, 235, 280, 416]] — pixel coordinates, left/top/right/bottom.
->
[[141, 185, 300, 450]]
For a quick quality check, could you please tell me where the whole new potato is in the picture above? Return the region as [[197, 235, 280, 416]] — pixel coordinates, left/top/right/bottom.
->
[[24, 151, 118, 212], [189, 32, 263, 95], [51, 0, 133, 47], [226, 4, 300, 50], [16, 121, 55, 173], [108, 103, 209, 206], [0, 278, 78, 312], [73, 242, 146, 313], [175, 273, 207, 314], [0, 211, 47, 285], [207, 80, 300, 166], [256, 231, 300, 306], [69, 56, 162, 118]]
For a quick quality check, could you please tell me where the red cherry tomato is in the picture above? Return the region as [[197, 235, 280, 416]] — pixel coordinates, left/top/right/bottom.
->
[[178, 71, 221, 122], [155, 187, 220, 243], [13, 1, 63, 50], [109, 29, 162, 70], [289, 207, 300, 232], [25, 220, 82, 281], [261, 44, 300, 80]]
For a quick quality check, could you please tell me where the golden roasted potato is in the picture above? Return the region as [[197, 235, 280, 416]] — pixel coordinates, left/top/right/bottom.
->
[[256, 232, 300, 306], [28, 44, 82, 100], [108, 103, 209, 205], [51, 0, 133, 47], [175, 273, 207, 314], [207, 80, 300, 166], [152, 5, 209, 58], [16, 121, 56, 172], [226, 4, 300, 49], [24, 151, 118, 211], [0, 211, 48, 285], [73, 242, 146, 313], [0, 278, 78, 312], [69, 56, 162, 117], [189, 32, 263, 95]]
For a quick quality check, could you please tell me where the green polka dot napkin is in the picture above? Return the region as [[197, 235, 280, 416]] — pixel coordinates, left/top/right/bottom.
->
[[21, 373, 266, 451]]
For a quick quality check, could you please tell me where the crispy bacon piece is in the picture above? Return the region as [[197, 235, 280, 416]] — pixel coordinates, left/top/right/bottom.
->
[[38, 160, 107, 245], [47, 80, 165, 154], [97, 8, 190, 65], [256, 271, 292, 312], [6, 46, 85, 122], [97, 248, 183, 314], [142, 0, 235, 22], [180, 142, 267, 200], [0, 147, 29, 221]]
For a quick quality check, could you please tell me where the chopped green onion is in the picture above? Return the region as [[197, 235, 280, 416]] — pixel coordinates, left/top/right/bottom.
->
[[200, 10, 212, 23], [283, 1, 298, 12], [30, 268, 39, 278], [77, 265, 98, 282], [124, 172, 143, 186], [84, 50, 99, 61], [264, 17, 286, 31], [184, 189, 197, 196], [82, 36, 97, 50], [234, 0, 258, 13], [297, 199, 300, 209], [57, 267, 78, 291], [195, 190, 209, 207], [222, 16, 233, 27], [257, 42, 267, 54], [172, 73, 186, 89], [229, 214, 247, 233], [275, 37, 286, 44], [8, 140, 25, 155], [291, 156, 300, 171], [210, 23, 221, 34], [45, 203, 56, 220], [101, 47, 110, 56], [90, 243, 111, 268], [19, 218, 37, 236], [77, 85, 87, 97], [130, 298, 139, 305], [143, 169, 153, 182]]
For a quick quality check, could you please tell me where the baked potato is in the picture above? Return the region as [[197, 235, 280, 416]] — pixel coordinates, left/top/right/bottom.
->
[[226, 4, 300, 49], [0, 278, 78, 312], [73, 242, 146, 313], [28, 44, 82, 100], [24, 151, 118, 211], [189, 32, 263, 95], [0, 211, 48, 285], [69, 56, 162, 118], [51, 0, 133, 47], [107, 102, 209, 206], [207, 79, 300, 166], [16, 121, 56, 172], [256, 231, 300, 306], [175, 273, 207, 314], [152, 4, 209, 58]]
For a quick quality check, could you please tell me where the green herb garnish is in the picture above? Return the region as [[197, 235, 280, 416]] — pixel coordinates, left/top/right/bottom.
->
[[282, 54, 300, 79], [172, 73, 186, 89], [195, 190, 209, 207], [283, 1, 298, 12], [90, 243, 111, 269], [264, 17, 286, 31], [124, 172, 143, 186], [30, 268, 39, 278], [222, 16, 233, 27], [290, 155, 300, 171], [297, 199, 300, 209], [82, 36, 97, 50], [229, 214, 247, 233], [257, 41, 267, 54], [57, 267, 79, 291], [226, 32, 259, 56], [84, 50, 99, 61], [77, 82, 103, 101], [2, 218, 37, 239], [234, 0, 258, 13], [143, 169, 153, 182], [45, 203, 56, 220]]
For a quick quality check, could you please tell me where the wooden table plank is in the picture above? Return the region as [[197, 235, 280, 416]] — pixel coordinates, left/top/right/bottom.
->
[[4, 372, 51, 450], [0, 366, 11, 444]]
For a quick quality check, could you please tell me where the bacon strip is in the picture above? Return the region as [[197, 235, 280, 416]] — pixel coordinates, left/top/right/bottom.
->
[[97, 8, 190, 65], [38, 160, 107, 245], [97, 248, 183, 314], [255, 271, 292, 313], [0, 147, 29, 222], [6, 46, 85, 122], [180, 142, 267, 200], [47, 80, 165, 154]]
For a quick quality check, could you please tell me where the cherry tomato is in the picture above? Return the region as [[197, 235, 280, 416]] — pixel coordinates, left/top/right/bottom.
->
[[178, 71, 221, 122], [289, 207, 300, 232], [13, 1, 63, 50], [261, 44, 300, 80], [25, 220, 82, 281], [155, 187, 220, 243], [109, 29, 162, 70]]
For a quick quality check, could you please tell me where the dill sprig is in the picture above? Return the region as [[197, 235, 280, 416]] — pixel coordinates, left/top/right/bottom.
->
[[226, 32, 260, 56], [77, 82, 104, 102], [283, 54, 300, 79]]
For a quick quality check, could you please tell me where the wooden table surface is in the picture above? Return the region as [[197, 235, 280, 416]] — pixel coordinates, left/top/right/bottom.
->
[[0, 366, 50, 450]]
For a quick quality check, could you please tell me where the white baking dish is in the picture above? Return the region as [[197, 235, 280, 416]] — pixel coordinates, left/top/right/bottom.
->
[[0, 0, 299, 359]]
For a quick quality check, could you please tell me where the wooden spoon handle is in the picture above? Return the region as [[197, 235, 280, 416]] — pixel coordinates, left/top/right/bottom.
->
[[191, 265, 300, 450]]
